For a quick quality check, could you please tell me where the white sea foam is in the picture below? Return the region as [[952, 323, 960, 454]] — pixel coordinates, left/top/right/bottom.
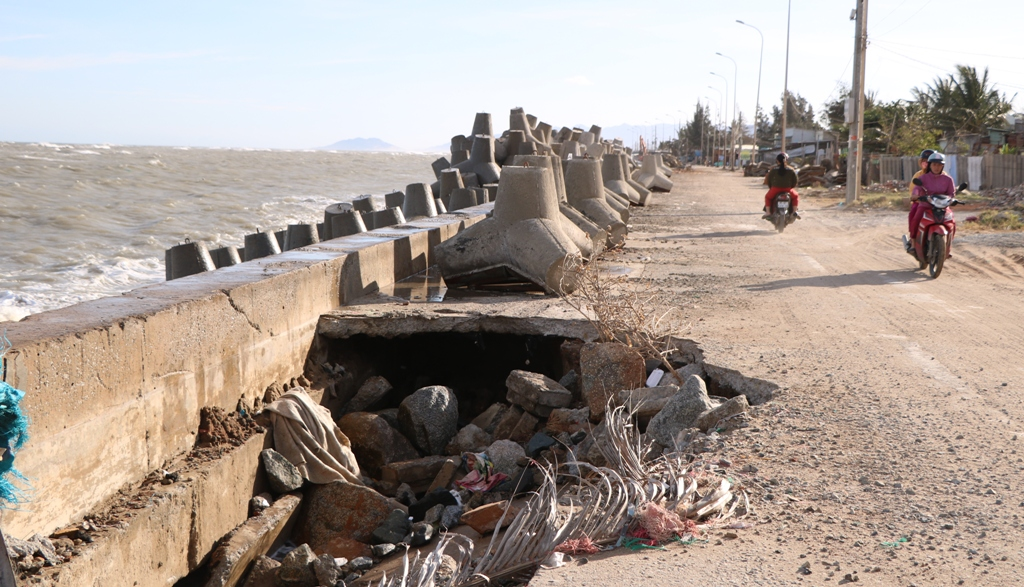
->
[[0, 143, 438, 321]]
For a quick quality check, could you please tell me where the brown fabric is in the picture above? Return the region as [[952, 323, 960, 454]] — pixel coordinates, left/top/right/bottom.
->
[[263, 389, 362, 485]]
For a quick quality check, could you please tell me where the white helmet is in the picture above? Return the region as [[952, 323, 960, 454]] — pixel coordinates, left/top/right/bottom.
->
[[927, 152, 946, 165]]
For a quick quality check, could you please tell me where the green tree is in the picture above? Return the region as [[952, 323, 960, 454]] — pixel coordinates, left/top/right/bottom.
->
[[679, 101, 714, 157], [912, 65, 1014, 136]]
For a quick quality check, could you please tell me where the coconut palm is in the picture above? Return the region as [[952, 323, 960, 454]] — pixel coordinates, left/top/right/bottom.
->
[[913, 65, 1014, 136]]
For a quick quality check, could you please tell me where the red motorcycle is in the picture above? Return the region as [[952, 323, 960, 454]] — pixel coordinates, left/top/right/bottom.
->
[[904, 178, 967, 278], [766, 190, 797, 233]]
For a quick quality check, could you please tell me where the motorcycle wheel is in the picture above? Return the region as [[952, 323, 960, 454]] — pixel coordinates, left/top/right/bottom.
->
[[929, 233, 946, 278], [776, 214, 786, 233]]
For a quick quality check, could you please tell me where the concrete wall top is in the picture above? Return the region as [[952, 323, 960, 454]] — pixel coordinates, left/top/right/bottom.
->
[[0, 205, 491, 539]]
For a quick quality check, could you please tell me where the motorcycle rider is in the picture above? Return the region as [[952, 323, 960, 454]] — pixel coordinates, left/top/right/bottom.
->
[[762, 153, 800, 219], [903, 151, 955, 252]]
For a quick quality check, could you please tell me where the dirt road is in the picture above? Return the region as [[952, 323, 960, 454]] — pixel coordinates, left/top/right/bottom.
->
[[535, 167, 1024, 586]]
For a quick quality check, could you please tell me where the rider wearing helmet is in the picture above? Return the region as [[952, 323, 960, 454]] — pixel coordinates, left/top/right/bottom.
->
[[904, 149, 936, 250], [762, 153, 800, 219], [905, 151, 955, 249]]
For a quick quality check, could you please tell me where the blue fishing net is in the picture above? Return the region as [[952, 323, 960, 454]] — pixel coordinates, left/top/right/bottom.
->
[[0, 333, 29, 506]]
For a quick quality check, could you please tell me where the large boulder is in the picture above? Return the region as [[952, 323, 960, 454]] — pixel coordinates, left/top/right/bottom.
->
[[301, 481, 391, 550], [646, 375, 715, 447], [398, 386, 459, 455], [337, 412, 420, 478], [579, 342, 645, 420], [505, 370, 573, 417]]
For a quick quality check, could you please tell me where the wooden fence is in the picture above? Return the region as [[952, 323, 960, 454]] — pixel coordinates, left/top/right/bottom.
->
[[873, 154, 1024, 190]]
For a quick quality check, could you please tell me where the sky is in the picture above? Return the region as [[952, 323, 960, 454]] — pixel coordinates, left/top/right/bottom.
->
[[2, 0, 1022, 150]]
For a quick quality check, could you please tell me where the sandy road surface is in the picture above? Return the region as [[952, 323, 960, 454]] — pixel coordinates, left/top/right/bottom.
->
[[534, 167, 1024, 586]]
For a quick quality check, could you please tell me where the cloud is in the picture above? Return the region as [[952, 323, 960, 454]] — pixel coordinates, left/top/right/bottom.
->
[[565, 75, 594, 86], [0, 50, 211, 71]]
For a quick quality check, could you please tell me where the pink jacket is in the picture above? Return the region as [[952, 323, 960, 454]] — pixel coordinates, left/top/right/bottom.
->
[[912, 172, 955, 199]]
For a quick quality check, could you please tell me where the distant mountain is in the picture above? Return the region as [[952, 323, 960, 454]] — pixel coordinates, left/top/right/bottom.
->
[[600, 123, 680, 148], [319, 137, 399, 151]]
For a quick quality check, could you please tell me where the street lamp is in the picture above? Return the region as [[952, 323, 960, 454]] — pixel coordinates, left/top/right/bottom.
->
[[707, 87, 723, 166], [781, 0, 792, 154], [736, 20, 764, 164], [716, 52, 738, 169], [710, 73, 728, 168]]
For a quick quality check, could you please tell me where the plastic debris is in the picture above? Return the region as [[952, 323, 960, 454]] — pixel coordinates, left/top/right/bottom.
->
[[0, 333, 29, 506]]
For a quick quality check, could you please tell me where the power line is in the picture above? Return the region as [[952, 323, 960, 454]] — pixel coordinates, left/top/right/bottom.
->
[[872, 39, 1024, 62], [873, 0, 934, 38], [873, 0, 913, 27]]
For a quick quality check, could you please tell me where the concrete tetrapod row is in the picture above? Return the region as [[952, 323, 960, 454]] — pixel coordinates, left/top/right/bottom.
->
[[632, 153, 674, 192], [434, 166, 581, 295]]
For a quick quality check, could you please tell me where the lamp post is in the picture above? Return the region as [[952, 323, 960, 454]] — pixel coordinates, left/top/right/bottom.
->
[[716, 52, 739, 169], [707, 88, 723, 166], [710, 74, 728, 168], [736, 20, 763, 164], [781, 0, 792, 154]]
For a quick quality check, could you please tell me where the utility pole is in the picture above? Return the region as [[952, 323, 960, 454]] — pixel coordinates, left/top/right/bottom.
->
[[780, 0, 792, 155], [846, 0, 869, 205]]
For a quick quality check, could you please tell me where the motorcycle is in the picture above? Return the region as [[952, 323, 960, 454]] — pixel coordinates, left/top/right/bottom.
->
[[904, 178, 968, 278], [766, 190, 797, 233]]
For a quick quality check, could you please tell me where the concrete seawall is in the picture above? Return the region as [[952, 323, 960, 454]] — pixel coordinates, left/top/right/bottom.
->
[[0, 205, 490, 541]]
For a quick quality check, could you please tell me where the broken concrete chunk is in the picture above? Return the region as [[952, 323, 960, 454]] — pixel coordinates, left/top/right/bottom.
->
[[381, 455, 451, 494], [395, 483, 416, 506], [371, 543, 396, 558], [277, 543, 317, 587], [302, 481, 391, 549], [207, 493, 302, 587], [696, 395, 750, 432], [459, 500, 521, 535], [445, 423, 492, 455], [337, 412, 420, 478], [505, 370, 573, 417], [616, 385, 680, 419], [491, 405, 524, 440], [486, 439, 526, 479], [579, 342, 645, 420], [398, 385, 459, 455], [509, 411, 540, 443], [470, 403, 509, 434], [241, 556, 279, 587], [658, 363, 704, 386], [427, 458, 459, 493], [646, 375, 714, 447], [423, 504, 445, 525], [345, 376, 394, 413], [260, 449, 304, 495], [313, 553, 341, 587], [545, 406, 590, 435]]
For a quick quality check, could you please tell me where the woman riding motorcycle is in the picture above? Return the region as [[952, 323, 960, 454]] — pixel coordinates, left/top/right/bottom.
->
[[762, 153, 800, 219], [904, 151, 954, 252]]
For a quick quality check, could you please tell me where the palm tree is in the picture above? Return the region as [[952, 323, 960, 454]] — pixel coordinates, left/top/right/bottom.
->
[[913, 65, 1014, 136]]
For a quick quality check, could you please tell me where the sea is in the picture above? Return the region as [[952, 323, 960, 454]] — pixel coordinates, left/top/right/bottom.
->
[[0, 142, 441, 323]]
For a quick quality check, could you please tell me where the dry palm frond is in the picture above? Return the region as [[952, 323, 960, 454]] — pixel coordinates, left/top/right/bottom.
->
[[558, 254, 686, 376], [376, 534, 475, 587]]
